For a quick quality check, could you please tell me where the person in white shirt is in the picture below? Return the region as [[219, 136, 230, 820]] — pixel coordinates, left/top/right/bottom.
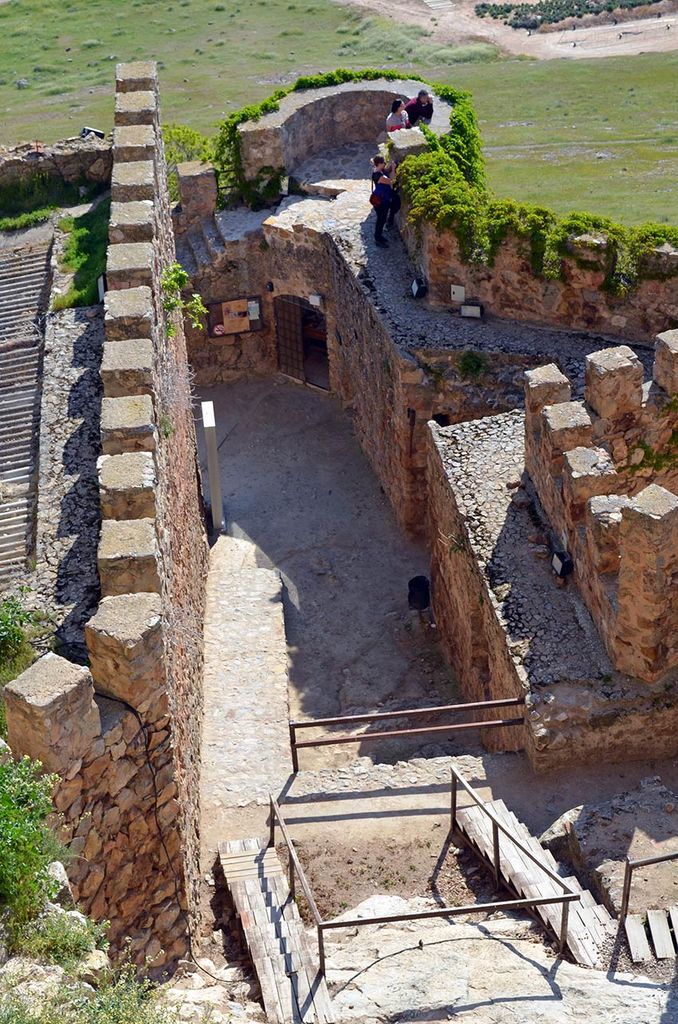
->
[[386, 98, 409, 133]]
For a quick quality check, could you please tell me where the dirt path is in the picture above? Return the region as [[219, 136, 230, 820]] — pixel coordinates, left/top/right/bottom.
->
[[335, 0, 678, 59]]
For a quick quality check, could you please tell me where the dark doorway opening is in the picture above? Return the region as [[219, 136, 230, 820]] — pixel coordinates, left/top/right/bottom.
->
[[274, 295, 329, 391], [432, 413, 451, 427]]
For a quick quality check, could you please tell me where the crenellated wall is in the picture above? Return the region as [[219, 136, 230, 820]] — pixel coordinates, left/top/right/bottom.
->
[[0, 136, 112, 190], [4, 62, 208, 973], [525, 332, 678, 683]]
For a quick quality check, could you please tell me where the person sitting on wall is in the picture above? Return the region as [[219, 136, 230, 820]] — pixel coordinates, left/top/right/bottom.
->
[[386, 98, 409, 133], [405, 90, 434, 128], [370, 155, 401, 248]]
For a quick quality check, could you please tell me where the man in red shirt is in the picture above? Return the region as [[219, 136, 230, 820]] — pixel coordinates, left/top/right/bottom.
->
[[405, 90, 434, 127]]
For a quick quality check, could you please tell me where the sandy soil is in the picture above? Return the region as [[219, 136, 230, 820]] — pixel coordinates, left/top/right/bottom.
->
[[336, 0, 678, 59]]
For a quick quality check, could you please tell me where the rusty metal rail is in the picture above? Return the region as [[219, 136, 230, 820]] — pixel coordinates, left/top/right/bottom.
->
[[620, 849, 678, 920], [269, 774, 578, 978], [450, 765, 578, 951], [288, 696, 525, 772]]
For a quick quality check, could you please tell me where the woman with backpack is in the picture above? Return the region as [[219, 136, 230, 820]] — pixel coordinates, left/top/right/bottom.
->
[[370, 155, 401, 249]]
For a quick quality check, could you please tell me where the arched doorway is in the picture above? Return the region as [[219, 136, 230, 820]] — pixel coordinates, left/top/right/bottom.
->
[[274, 295, 329, 390]]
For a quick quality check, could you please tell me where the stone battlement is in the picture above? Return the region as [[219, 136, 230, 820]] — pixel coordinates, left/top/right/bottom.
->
[[4, 62, 208, 972], [525, 331, 678, 683]]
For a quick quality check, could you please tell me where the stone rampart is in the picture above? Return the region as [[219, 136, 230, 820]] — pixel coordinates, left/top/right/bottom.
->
[[4, 62, 208, 972], [238, 80, 450, 179], [0, 137, 112, 190], [403, 219, 678, 344], [525, 333, 678, 683]]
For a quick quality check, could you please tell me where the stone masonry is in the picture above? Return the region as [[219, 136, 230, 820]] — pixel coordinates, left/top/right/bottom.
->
[[4, 62, 208, 972], [525, 335, 678, 683]]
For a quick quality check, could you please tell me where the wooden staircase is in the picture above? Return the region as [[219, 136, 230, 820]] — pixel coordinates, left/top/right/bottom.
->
[[625, 908, 678, 962], [456, 797, 616, 967], [220, 839, 334, 1024]]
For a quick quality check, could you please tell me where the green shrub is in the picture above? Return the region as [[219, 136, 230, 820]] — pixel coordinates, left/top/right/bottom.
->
[[55, 198, 110, 309], [0, 172, 100, 226], [10, 913, 107, 969], [0, 756, 60, 923], [475, 0, 664, 29], [0, 597, 33, 665], [458, 350, 488, 378], [161, 123, 214, 201]]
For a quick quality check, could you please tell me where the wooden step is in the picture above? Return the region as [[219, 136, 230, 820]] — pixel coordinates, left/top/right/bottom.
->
[[647, 909, 675, 959], [625, 915, 652, 962]]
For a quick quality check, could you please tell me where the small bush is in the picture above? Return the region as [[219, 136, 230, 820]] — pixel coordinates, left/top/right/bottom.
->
[[0, 756, 60, 923], [10, 913, 107, 969], [458, 350, 488, 378], [161, 124, 214, 202]]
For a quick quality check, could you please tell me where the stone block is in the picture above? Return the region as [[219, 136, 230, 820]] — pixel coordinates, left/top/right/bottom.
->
[[98, 518, 161, 596], [111, 161, 155, 203], [85, 593, 165, 709], [4, 654, 101, 773], [388, 128, 429, 162], [98, 452, 156, 519], [653, 330, 678, 396], [105, 286, 153, 341], [586, 494, 632, 574], [177, 161, 217, 219], [524, 364, 571, 417], [115, 61, 158, 94], [113, 125, 156, 162], [565, 233, 609, 269], [100, 395, 156, 455], [100, 339, 154, 398], [106, 242, 154, 290], [109, 201, 154, 244], [114, 90, 157, 127], [584, 345, 644, 419], [541, 401, 593, 458], [562, 446, 619, 524]]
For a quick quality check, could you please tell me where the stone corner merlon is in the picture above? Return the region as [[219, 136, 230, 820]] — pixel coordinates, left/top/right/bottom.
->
[[176, 161, 217, 225], [85, 592, 165, 711], [584, 344, 643, 420], [4, 653, 101, 774], [115, 61, 158, 95]]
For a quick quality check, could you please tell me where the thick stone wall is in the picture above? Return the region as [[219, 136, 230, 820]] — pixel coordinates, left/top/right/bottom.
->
[[426, 426, 526, 753], [404, 219, 678, 344], [525, 335, 678, 683], [4, 62, 208, 973], [0, 137, 111, 190], [238, 80, 451, 179]]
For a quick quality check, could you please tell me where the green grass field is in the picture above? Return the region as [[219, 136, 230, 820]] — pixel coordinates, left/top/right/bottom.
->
[[0, 0, 676, 224]]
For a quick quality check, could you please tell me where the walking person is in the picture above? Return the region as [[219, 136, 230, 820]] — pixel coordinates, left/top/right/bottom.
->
[[370, 155, 400, 248]]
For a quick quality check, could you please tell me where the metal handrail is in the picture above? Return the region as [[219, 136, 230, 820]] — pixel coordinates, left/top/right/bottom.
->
[[288, 697, 525, 772], [269, 787, 579, 975], [620, 849, 678, 920], [450, 766, 578, 951]]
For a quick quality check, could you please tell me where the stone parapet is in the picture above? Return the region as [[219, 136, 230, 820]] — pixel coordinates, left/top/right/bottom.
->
[[524, 336, 678, 684], [98, 518, 161, 596], [85, 593, 164, 708], [114, 90, 158, 128], [106, 242, 155, 290], [109, 201, 155, 244], [100, 395, 156, 454], [4, 654, 101, 774], [100, 338, 154, 398], [104, 286, 154, 340], [98, 452, 156, 519], [111, 161, 156, 203], [112, 125, 156, 162]]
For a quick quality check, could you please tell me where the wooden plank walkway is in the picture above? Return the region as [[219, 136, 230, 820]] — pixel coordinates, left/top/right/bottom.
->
[[220, 839, 334, 1024], [626, 907, 678, 963], [455, 798, 615, 967]]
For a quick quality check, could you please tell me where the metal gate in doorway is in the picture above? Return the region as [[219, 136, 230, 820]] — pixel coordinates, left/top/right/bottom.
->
[[274, 294, 329, 389]]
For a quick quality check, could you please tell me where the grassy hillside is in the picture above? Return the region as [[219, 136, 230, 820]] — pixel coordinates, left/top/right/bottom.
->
[[0, 0, 675, 224]]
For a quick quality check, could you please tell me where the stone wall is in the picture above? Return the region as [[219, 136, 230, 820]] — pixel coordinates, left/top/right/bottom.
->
[[4, 62, 208, 973], [525, 334, 678, 683], [404, 219, 678, 344], [238, 80, 451, 180], [0, 137, 112, 190]]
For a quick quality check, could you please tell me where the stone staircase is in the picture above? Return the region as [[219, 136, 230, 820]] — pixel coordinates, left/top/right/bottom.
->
[[175, 209, 269, 279], [0, 242, 51, 587]]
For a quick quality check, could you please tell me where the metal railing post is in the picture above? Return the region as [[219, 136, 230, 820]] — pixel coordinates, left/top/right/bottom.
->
[[289, 722, 299, 774], [269, 796, 275, 848], [289, 850, 296, 902], [620, 859, 633, 920], [318, 925, 326, 978], [450, 771, 457, 834], [492, 820, 500, 889], [559, 898, 570, 954]]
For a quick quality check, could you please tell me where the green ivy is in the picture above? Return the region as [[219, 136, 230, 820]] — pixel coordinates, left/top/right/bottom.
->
[[212, 68, 485, 207]]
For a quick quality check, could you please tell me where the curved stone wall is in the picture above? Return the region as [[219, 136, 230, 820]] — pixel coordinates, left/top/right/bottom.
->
[[238, 79, 451, 178]]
